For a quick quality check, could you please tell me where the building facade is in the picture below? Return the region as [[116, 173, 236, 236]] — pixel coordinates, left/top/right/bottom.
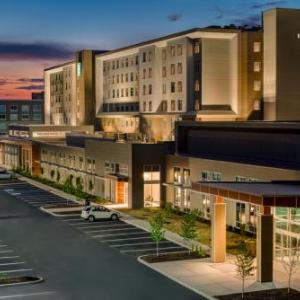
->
[[95, 28, 263, 141], [0, 99, 44, 135]]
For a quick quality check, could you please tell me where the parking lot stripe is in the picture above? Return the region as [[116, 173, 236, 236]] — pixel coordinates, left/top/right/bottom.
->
[[0, 250, 13, 254], [82, 227, 134, 234], [111, 241, 171, 248], [0, 245, 8, 248], [76, 222, 123, 229], [99, 236, 150, 242], [0, 256, 20, 260], [0, 262, 25, 266], [92, 231, 146, 238], [0, 291, 56, 299], [0, 268, 32, 273], [120, 246, 184, 253]]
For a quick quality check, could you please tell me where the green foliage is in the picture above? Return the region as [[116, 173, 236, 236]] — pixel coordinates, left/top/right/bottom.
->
[[181, 210, 198, 253], [235, 242, 255, 298], [149, 213, 166, 256], [163, 202, 174, 219]]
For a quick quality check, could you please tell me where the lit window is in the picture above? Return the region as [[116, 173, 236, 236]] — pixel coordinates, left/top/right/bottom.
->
[[253, 42, 261, 53], [253, 80, 261, 91], [194, 80, 200, 92], [194, 41, 200, 54], [254, 62, 261, 72]]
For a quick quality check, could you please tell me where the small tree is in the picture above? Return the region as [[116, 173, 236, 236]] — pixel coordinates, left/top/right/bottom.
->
[[181, 210, 198, 254], [235, 242, 255, 299], [149, 213, 165, 256], [281, 247, 300, 294]]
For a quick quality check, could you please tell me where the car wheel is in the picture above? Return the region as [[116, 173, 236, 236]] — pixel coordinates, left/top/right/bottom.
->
[[88, 215, 95, 222], [111, 214, 118, 221]]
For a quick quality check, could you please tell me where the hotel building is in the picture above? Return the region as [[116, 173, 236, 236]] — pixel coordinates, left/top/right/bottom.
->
[[95, 27, 263, 141]]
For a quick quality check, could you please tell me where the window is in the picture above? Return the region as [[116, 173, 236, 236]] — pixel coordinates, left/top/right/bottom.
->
[[236, 202, 246, 228], [148, 68, 152, 78], [148, 84, 152, 95], [148, 51, 152, 62], [117, 75, 119, 83], [149, 101, 152, 112], [177, 62, 182, 74], [143, 165, 161, 207], [143, 101, 146, 112], [194, 80, 200, 92], [170, 46, 175, 57], [253, 80, 261, 91], [177, 44, 183, 56], [162, 66, 166, 77], [162, 49, 167, 60], [116, 60, 119, 69], [171, 64, 175, 75], [162, 84, 166, 94], [194, 41, 200, 54], [195, 99, 200, 111], [171, 100, 175, 111], [177, 99, 182, 111], [143, 69, 146, 79], [143, 85, 146, 95], [125, 73, 128, 82], [178, 81, 182, 93], [10, 114, 18, 121], [162, 100, 167, 112], [142, 52, 146, 62], [254, 61, 261, 72], [125, 58, 129, 67], [130, 72, 134, 81], [253, 42, 261, 52], [10, 105, 18, 112], [173, 167, 181, 184], [130, 87, 134, 96], [183, 169, 190, 186], [32, 113, 41, 121], [0, 104, 6, 113], [171, 82, 176, 93]]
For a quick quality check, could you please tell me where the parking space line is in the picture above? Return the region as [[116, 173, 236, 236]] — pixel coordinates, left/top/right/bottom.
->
[[111, 241, 171, 248], [120, 246, 184, 253], [0, 291, 56, 299], [85, 227, 139, 234], [92, 231, 146, 238], [0, 256, 20, 260], [0, 262, 25, 266], [0, 245, 8, 248], [0, 268, 32, 273], [0, 250, 13, 254], [99, 236, 150, 242], [76, 222, 124, 229]]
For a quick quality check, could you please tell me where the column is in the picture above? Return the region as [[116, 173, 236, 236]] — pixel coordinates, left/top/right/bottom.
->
[[256, 206, 273, 282], [211, 196, 226, 263]]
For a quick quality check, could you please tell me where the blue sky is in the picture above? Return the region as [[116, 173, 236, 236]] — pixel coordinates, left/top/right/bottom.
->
[[0, 0, 299, 98]]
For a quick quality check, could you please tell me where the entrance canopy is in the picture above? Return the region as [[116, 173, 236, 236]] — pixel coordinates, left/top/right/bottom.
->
[[192, 181, 300, 208]]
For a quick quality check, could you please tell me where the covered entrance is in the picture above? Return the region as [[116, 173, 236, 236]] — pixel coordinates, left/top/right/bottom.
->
[[192, 181, 300, 283]]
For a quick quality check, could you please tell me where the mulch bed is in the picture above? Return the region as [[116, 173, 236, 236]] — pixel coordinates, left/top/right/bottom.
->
[[0, 276, 40, 286], [141, 251, 209, 263], [217, 288, 300, 299]]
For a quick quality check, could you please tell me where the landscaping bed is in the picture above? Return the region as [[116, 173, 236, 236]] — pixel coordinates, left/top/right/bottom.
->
[[120, 208, 255, 255], [217, 288, 300, 300], [0, 276, 42, 286], [43, 203, 82, 209], [140, 251, 209, 263]]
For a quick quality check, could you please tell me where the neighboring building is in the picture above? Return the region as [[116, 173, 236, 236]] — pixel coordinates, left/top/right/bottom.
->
[[95, 27, 263, 141], [0, 98, 44, 135], [39, 134, 172, 208], [44, 50, 106, 127]]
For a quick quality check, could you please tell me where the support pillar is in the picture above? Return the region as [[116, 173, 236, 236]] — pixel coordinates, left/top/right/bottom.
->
[[211, 196, 226, 263], [256, 207, 273, 282]]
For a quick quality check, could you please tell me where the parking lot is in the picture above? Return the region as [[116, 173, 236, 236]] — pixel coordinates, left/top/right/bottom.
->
[[3, 180, 188, 258], [0, 179, 200, 300], [60, 215, 188, 257]]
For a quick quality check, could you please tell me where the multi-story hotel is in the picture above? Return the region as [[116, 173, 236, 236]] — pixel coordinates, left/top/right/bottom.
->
[[1, 7, 300, 283], [44, 50, 106, 126], [95, 27, 263, 141]]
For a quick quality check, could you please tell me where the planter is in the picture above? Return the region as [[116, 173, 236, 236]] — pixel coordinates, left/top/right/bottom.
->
[[140, 251, 209, 263], [0, 276, 43, 287]]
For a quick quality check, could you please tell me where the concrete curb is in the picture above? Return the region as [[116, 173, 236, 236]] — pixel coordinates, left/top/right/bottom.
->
[[137, 256, 216, 300], [40, 206, 80, 218], [0, 276, 44, 288]]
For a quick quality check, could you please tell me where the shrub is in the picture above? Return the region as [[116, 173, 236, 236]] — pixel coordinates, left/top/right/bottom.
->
[[149, 213, 166, 256]]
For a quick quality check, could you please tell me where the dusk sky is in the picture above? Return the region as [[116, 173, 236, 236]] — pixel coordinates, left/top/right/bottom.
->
[[0, 0, 299, 99]]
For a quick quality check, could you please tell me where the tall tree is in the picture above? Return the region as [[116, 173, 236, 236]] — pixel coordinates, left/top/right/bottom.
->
[[149, 213, 165, 257]]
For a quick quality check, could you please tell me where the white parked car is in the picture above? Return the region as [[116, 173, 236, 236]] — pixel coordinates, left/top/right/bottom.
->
[[81, 206, 120, 222]]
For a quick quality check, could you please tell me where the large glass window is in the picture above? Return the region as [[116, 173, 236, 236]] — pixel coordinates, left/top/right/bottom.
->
[[236, 202, 246, 228], [173, 167, 181, 184], [143, 165, 160, 207], [182, 168, 190, 186]]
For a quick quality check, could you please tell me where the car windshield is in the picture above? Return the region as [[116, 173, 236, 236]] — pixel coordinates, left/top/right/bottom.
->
[[83, 206, 91, 211]]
